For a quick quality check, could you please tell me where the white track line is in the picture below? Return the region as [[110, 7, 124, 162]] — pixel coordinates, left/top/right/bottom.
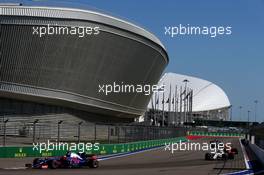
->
[[98, 146, 164, 161], [2, 167, 27, 170]]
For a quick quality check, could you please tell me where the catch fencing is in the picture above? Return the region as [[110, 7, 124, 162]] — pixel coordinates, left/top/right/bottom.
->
[[0, 113, 186, 146]]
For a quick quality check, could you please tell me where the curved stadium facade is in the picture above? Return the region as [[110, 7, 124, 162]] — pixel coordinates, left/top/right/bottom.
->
[[0, 5, 168, 122]]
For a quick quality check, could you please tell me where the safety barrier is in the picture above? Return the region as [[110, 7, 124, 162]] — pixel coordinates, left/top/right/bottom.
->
[[0, 137, 187, 158], [246, 139, 264, 168], [188, 131, 245, 137]]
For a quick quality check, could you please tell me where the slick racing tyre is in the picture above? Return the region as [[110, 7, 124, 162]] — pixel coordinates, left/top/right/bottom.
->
[[228, 153, 235, 160], [205, 153, 212, 160], [89, 160, 99, 168], [222, 153, 228, 160], [49, 160, 60, 169]]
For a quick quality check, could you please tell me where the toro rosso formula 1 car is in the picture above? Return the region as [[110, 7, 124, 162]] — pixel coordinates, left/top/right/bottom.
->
[[25, 152, 99, 169]]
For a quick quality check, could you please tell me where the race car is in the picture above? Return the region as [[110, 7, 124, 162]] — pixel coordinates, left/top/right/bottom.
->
[[25, 152, 99, 169], [228, 146, 238, 155], [205, 149, 235, 161], [209, 140, 238, 155]]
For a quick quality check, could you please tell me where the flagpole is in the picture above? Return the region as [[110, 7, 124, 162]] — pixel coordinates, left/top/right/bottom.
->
[[151, 94, 154, 125], [190, 90, 193, 122], [180, 86, 182, 125], [168, 84, 171, 126], [157, 92, 160, 126], [173, 85, 177, 126], [172, 95, 175, 126], [162, 87, 165, 127], [175, 85, 178, 125], [188, 89, 191, 122], [154, 92, 157, 126], [183, 79, 189, 126], [184, 88, 186, 124], [186, 88, 189, 123]]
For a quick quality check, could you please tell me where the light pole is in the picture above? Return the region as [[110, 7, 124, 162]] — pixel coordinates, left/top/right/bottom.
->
[[57, 120, 63, 143], [247, 110, 250, 133], [183, 79, 189, 124], [3, 119, 9, 146], [239, 106, 243, 121], [254, 100, 258, 123], [78, 121, 83, 143], [94, 123, 97, 142], [230, 105, 233, 121], [33, 119, 39, 143]]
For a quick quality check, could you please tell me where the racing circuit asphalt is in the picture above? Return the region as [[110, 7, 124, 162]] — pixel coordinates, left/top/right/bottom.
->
[[0, 138, 247, 175]]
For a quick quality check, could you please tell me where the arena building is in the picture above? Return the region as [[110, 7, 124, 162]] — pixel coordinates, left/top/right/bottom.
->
[[0, 4, 168, 123], [144, 73, 231, 125]]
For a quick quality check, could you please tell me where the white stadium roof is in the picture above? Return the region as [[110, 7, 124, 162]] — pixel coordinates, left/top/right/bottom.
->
[[148, 73, 231, 112]]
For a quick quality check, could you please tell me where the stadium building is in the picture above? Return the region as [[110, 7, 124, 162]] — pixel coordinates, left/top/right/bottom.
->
[[144, 73, 231, 125], [0, 4, 168, 123]]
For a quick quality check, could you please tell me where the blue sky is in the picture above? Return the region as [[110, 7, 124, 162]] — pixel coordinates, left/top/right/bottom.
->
[[2, 0, 264, 122]]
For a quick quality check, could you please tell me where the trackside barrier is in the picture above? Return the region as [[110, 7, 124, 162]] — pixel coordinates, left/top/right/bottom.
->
[[0, 137, 187, 158], [187, 131, 245, 138], [248, 141, 264, 168]]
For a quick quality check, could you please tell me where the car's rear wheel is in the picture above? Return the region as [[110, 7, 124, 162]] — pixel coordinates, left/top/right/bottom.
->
[[228, 153, 234, 160], [222, 153, 228, 160], [205, 153, 211, 160], [49, 160, 60, 169]]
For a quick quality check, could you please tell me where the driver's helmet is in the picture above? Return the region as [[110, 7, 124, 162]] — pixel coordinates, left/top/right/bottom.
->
[[78, 152, 85, 159], [66, 151, 71, 157]]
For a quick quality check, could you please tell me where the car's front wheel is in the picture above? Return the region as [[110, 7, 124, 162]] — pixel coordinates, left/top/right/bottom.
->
[[222, 153, 228, 160], [89, 160, 99, 168]]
